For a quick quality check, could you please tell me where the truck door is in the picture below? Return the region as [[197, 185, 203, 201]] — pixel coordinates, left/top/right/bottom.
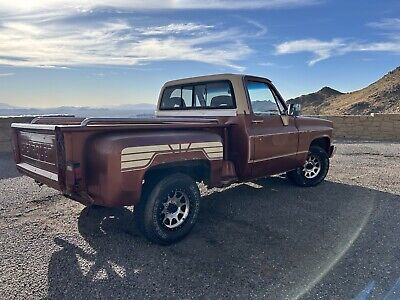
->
[[245, 79, 300, 177]]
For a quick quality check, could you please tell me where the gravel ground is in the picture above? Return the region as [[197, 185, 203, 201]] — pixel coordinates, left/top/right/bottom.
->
[[0, 141, 399, 300]]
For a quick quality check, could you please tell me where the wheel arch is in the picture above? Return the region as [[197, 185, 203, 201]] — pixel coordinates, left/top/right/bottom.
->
[[143, 159, 211, 186], [310, 136, 331, 154]]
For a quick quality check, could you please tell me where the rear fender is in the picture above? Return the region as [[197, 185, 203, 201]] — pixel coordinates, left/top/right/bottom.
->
[[86, 130, 224, 206]]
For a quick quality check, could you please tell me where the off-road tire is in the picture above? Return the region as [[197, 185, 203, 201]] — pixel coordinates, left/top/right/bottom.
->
[[135, 173, 201, 245], [286, 146, 329, 187]]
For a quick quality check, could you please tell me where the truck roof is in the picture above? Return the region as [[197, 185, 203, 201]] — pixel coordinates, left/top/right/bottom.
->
[[164, 73, 271, 87]]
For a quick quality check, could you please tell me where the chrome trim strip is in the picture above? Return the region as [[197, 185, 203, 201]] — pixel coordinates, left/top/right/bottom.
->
[[249, 150, 308, 163], [156, 109, 237, 117], [17, 163, 58, 181], [250, 131, 298, 138], [11, 123, 57, 130], [21, 155, 56, 166]]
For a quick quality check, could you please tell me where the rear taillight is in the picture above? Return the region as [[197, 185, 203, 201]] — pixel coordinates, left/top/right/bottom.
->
[[66, 162, 82, 185]]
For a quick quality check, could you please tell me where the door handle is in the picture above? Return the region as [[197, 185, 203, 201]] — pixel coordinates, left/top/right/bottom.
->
[[252, 120, 264, 124]]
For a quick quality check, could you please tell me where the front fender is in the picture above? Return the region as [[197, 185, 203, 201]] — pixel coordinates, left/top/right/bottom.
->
[[295, 116, 333, 163]]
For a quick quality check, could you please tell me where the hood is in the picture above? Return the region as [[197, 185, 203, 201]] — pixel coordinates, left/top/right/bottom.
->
[[296, 116, 333, 128]]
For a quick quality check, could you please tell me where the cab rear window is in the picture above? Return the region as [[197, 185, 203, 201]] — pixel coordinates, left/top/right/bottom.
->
[[160, 81, 236, 110]]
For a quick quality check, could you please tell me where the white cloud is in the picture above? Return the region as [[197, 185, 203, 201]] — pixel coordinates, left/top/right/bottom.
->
[[0, 1, 299, 70], [0, 73, 15, 76], [178, 0, 317, 9], [259, 62, 275, 67], [0, 0, 317, 14], [275, 38, 400, 65], [368, 18, 400, 31], [139, 23, 214, 35], [246, 20, 268, 36], [0, 18, 252, 70], [346, 41, 400, 52], [275, 38, 345, 65], [259, 62, 291, 69]]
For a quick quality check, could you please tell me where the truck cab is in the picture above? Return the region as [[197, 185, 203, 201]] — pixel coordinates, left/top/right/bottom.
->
[[11, 73, 335, 244], [156, 74, 334, 180]]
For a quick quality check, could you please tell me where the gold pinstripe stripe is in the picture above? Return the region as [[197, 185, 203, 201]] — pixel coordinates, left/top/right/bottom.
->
[[122, 145, 170, 155], [170, 144, 180, 150], [207, 152, 224, 158], [204, 147, 223, 153], [121, 159, 150, 169], [121, 152, 154, 162], [190, 142, 222, 148], [121, 142, 223, 171], [181, 143, 190, 150]]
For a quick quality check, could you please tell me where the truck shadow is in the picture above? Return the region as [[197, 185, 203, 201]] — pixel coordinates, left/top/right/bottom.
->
[[0, 153, 20, 179], [47, 177, 400, 299]]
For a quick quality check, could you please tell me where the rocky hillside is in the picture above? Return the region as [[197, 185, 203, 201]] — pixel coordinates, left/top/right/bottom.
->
[[287, 87, 343, 114], [288, 66, 400, 115]]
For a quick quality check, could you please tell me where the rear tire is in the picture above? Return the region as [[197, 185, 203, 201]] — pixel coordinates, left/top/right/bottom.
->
[[286, 146, 329, 187], [135, 173, 201, 245]]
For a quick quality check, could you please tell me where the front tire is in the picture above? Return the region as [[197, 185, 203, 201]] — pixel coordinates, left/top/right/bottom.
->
[[135, 173, 201, 245], [287, 146, 329, 187]]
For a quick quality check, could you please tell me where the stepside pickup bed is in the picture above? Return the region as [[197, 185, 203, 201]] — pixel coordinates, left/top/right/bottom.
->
[[11, 74, 335, 244]]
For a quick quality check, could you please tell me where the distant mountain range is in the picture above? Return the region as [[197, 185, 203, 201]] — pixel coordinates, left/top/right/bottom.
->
[[2, 67, 399, 117], [252, 100, 278, 112], [0, 103, 156, 118], [0, 103, 17, 110], [288, 66, 400, 115]]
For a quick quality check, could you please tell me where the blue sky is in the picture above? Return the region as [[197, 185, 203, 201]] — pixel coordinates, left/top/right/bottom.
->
[[0, 0, 399, 108]]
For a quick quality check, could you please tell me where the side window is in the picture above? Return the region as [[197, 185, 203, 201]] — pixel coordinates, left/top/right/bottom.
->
[[246, 81, 282, 115]]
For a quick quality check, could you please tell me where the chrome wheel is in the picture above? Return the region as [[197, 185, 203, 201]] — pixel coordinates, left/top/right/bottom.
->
[[161, 190, 190, 229], [302, 154, 321, 179]]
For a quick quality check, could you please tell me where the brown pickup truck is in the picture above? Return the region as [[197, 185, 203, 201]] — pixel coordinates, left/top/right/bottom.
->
[[11, 74, 335, 244]]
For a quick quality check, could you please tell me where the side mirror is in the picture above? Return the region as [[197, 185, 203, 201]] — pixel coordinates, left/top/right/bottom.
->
[[288, 103, 301, 116]]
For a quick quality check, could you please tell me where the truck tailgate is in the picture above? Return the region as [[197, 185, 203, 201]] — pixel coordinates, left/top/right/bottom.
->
[[11, 124, 63, 190]]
